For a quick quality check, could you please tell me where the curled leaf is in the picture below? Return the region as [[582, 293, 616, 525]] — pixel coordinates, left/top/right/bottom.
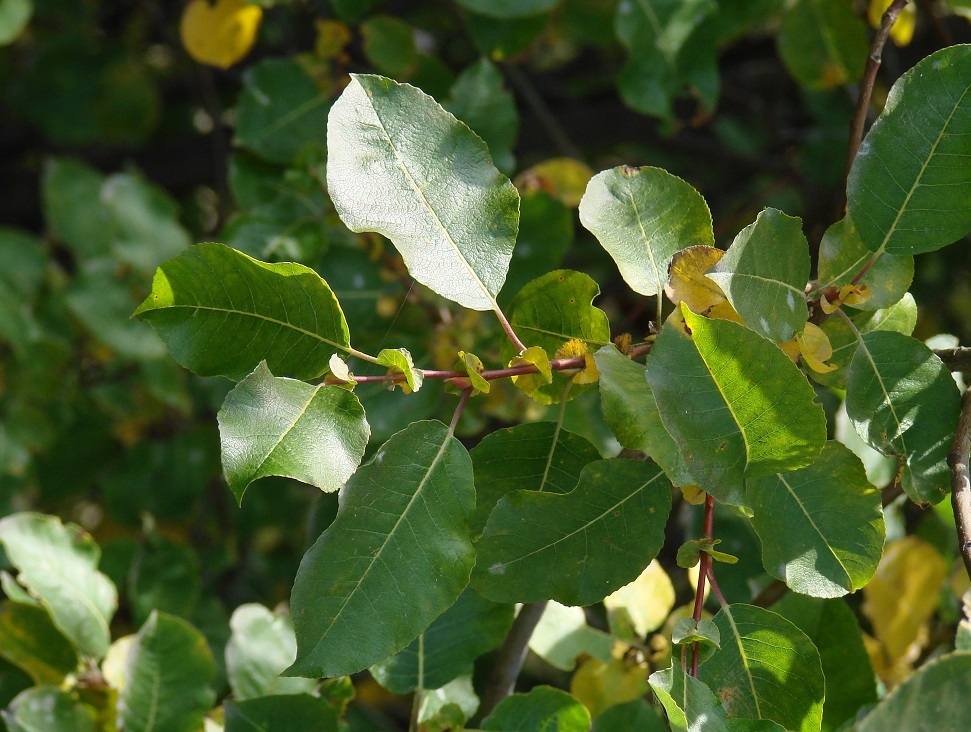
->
[[328, 354, 354, 384], [672, 618, 721, 649], [676, 538, 738, 568], [377, 348, 423, 393], [797, 322, 837, 373], [180, 0, 262, 70], [457, 351, 490, 394], [510, 346, 553, 397]]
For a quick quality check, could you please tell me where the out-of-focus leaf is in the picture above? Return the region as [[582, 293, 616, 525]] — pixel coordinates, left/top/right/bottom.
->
[[288, 421, 475, 678], [444, 58, 518, 175], [327, 74, 518, 312], [500, 191, 572, 304], [1, 687, 95, 732], [224, 694, 339, 732], [847, 45, 971, 255], [456, 0, 559, 18], [603, 560, 676, 639], [867, 0, 916, 47], [134, 243, 351, 381], [579, 165, 713, 298], [0, 601, 77, 686], [180, 0, 262, 70], [0, 0, 32, 45], [42, 157, 113, 260], [482, 686, 590, 731], [529, 602, 614, 672], [418, 676, 479, 726], [0, 513, 116, 659], [778, 0, 868, 90], [473, 459, 671, 606], [571, 654, 649, 719], [361, 15, 418, 78], [515, 158, 594, 208], [128, 534, 200, 626], [226, 604, 316, 700], [0, 228, 45, 353]]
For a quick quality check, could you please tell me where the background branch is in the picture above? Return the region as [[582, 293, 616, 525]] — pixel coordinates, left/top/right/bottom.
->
[[948, 386, 971, 581], [479, 601, 548, 718]]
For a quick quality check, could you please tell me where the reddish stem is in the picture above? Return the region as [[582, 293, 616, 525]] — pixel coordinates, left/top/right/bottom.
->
[[706, 564, 729, 609], [690, 494, 716, 677], [449, 388, 473, 434]]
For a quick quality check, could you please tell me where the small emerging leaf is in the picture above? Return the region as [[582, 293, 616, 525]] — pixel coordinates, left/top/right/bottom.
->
[[509, 345, 553, 397], [457, 351, 490, 394], [377, 348, 423, 393], [672, 618, 721, 649], [677, 538, 738, 568], [328, 354, 353, 384]]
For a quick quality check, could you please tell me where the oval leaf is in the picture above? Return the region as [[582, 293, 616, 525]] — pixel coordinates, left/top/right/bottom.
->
[[327, 74, 518, 312], [0, 513, 116, 658], [847, 45, 971, 255], [579, 165, 714, 298], [747, 441, 885, 597], [699, 604, 824, 732], [133, 242, 351, 381], [217, 362, 370, 503], [846, 331, 961, 504], [647, 307, 826, 504], [472, 458, 672, 606], [288, 420, 475, 678]]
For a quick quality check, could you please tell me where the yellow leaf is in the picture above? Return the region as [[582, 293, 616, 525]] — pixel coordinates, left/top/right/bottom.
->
[[603, 560, 676, 638], [457, 351, 490, 394], [841, 283, 873, 306], [679, 484, 707, 505], [570, 654, 648, 719], [797, 322, 837, 373], [180, 0, 262, 70], [554, 338, 588, 360], [665, 246, 725, 313], [314, 19, 351, 60], [863, 536, 947, 685], [510, 346, 553, 397], [572, 353, 600, 385], [868, 0, 916, 47], [514, 158, 594, 207], [778, 337, 801, 363], [819, 292, 840, 314]]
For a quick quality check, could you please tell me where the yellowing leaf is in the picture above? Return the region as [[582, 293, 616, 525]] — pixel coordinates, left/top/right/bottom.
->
[[863, 536, 947, 685], [841, 282, 873, 306], [457, 351, 490, 394], [554, 338, 588, 360], [510, 346, 553, 397], [573, 353, 600, 385], [180, 0, 262, 70], [679, 484, 707, 505], [868, 0, 916, 47], [797, 322, 837, 373], [315, 19, 351, 60], [820, 292, 840, 314], [570, 653, 648, 719], [778, 337, 801, 363], [515, 158, 594, 207], [603, 560, 676, 638], [664, 246, 742, 325]]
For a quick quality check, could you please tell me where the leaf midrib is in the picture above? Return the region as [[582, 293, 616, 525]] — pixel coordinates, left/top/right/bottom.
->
[[722, 606, 762, 719]]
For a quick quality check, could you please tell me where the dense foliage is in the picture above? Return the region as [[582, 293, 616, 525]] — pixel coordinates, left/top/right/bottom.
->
[[1, 1, 971, 730]]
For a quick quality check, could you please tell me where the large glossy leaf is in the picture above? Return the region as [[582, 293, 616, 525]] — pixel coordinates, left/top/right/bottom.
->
[[2, 687, 95, 732], [615, 0, 719, 122], [856, 652, 971, 732], [472, 458, 671, 606], [595, 346, 694, 487], [649, 665, 729, 732], [226, 604, 316, 700], [0, 601, 77, 685], [500, 269, 612, 403], [772, 595, 877, 731], [469, 421, 600, 537], [482, 686, 590, 732], [579, 165, 713, 298], [118, 611, 216, 732], [224, 695, 340, 732], [0, 513, 116, 658], [747, 441, 885, 598], [370, 587, 514, 693], [288, 420, 475, 678], [646, 307, 826, 504], [217, 362, 369, 503], [327, 74, 518, 312], [846, 331, 961, 504], [778, 0, 867, 90], [133, 242, 351, 381], [706, 208, 810, 343], [847, 45, 971, 255], [699, 604, 824, 732]]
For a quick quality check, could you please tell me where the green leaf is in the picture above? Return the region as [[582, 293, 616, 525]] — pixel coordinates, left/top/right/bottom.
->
[[0, 228, 45, 353], [847, 45, 971, 255], [482, 686, 590, 731], [41, 157, 113, 260], [815, 216, 913, 312], [118, 611, 216, 732], [1, 687, 95, 732], [0, 0, 32, 46], [457, 350, 491, 393], [472, 458, 672, 605], [706, 208, 810, 343], [376, 348, 423, 392], [579, 165, 713, 298], [128, 534, 200, 626], [327, 74, 518, 312], [699, 604, 824, 732], [288, 420, 475, 678], [857, 652, 971, 732], [469, 421, 600, 537], [595, 345, 694, 487], [529, 601, 615, 672], [615, 0, 719, 122], [846, 331, 961, 504], [235, 58, 329, 165], [771, 595, 877, 732], [672, 618, 721, 648], [133, 243, 351, 381], [777, 0, 868, 90], [217, 362, 369, 503], [647, 307, 826, 504], [677, 538, 738, 568], [590, 699, 667, 732], [0, 513, 116, 658], [418, 676, 480, 727], [455, 0, 559, 19], [500, 190, 573, 304], [0, 601, 77, 685], [224, 694, 340, 732], [444, 58, 518, 175], [500, 270, 611, 404], [747, 441, 885, 598], [226, 605, 316, 700], [361, 15, 419, 78], [370, 587, 514, 693], [649, 665, 729, 732]]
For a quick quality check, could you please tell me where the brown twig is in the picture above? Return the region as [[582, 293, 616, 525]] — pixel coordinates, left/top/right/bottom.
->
[[845, 0, 911, 188], [479, 601, 549, 717], [948, 386, 971, 582]]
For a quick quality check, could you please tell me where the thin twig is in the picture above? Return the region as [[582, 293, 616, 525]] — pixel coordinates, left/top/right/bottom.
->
[[479, 601, 549, 717], [948, 386, 971, 582], [493, 306, 528, 354], [690, 494, 715, 677], [448, 388, 473, 434], [845, 0, 910, 188]]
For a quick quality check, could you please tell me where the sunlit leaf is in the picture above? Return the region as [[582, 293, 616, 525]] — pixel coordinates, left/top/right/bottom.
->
[[603, 560, 676, 638], [529, 602, 614, 672], [180, 0, 261, 70], [0, 0, 32, 46], [571, 654, 649, 719], [288, 421, 475, 678], [664, 246, 740, 322], [327, 74, 518, 312], [515, 157, 594, 208], [226, 604, 315, 700], [482, 686, 591, 731], [867, 0, 916, 46], [418, 676, 479, 727], [649, 665, 729, 732]]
